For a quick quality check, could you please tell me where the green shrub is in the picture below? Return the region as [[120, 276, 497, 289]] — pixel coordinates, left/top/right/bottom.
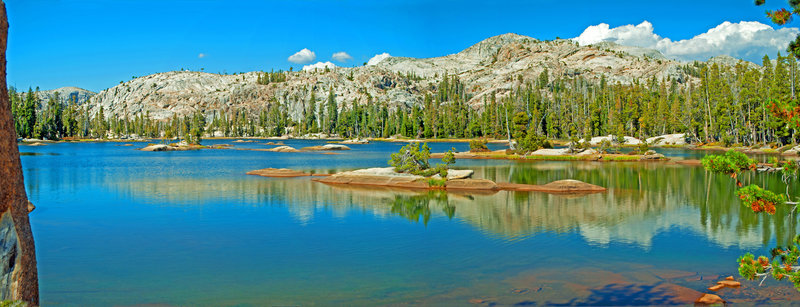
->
[[638, 141, 649, 154], [722, 135, 734, 147], [469, 139, 489, 152], [427, 178, 447, 187], [389, 142, 431, 174], [518, 133, 546, 154], [599, 139, 612, 153], [701, 150, 756, 175]]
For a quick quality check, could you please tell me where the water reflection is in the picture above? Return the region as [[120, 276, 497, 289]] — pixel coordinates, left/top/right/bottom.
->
[[90, 159, 800, 250]]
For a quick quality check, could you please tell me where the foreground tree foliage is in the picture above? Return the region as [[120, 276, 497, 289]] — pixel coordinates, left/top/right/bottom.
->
[[697, 0, 800, 292], [702, 149, 800, 288]]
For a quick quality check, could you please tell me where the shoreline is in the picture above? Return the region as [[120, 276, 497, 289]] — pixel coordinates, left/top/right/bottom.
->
[[16, 137, 800, 157]]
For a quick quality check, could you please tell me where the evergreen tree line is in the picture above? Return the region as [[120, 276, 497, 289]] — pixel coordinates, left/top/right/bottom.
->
[[8, 53, 800, 145]]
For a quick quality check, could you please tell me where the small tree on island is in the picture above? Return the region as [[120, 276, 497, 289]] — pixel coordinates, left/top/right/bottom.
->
[[389, 143, 455, 177], [469, 139, 489, 152]]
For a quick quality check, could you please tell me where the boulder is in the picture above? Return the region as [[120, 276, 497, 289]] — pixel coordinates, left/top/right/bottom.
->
[[588, 135, 642, 145], [266, 145, 300, 152], [695, 293, 725, 305], [707, 284, 724, 291], [783, 145, 800, 156], [531, 148, 568, 156], [646, 133, 686, 146], [140, 144, 172, 151], [640, 153, 666, 160], [312, 167, 428, 189], [445, 169, 474, 180], [247, 168, 311, 178], [716, 280, 740, 288], [232, 139, 255, 143]]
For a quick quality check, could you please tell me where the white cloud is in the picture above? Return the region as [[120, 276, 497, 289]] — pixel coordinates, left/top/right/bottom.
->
[[573, 21, 800, 62], [302, 61, 337, 71], [332, 51, 353, 62], [197, 53, 207, 59], [288, 48, 316, 64], [367, 53, 391, 66]]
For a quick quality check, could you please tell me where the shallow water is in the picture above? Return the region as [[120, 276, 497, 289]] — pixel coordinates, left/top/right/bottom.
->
[[18, 140, 800, 306]]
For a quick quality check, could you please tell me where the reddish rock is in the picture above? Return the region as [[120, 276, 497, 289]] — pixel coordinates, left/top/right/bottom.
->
[[695, 293, 725, 305], [716, 280, 741, 288], [708, 284, 725, 291], [725, 276, 734, 281]]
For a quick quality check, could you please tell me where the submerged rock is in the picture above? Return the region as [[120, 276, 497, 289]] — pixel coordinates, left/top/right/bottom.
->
[[340, 139, 369, 144], [445, 179, 498, 190], [498, 179, 606, 194], [695, 293, 725, 305], [301, 144, 351, 151], [266, 145, 300, 152], [716, 280, 740, 288], [247, 168, 312, 178]]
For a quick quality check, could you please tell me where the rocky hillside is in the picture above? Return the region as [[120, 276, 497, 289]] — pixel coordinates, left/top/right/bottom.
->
[[36, 86, 94, 106], [84, 33, 742, 121]]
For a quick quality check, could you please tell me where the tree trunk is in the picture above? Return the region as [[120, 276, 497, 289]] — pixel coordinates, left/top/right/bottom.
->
[[0, 2, 39, 304]]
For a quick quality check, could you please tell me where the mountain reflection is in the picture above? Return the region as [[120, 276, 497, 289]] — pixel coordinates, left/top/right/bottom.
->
[[79, 160, 800, 249]]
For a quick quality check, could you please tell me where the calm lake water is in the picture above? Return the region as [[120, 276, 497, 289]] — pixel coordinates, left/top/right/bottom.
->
[[17, 140, 800, 306]]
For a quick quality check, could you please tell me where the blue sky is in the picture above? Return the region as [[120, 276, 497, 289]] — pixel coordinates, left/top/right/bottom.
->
[[5, 0, 798, 92]]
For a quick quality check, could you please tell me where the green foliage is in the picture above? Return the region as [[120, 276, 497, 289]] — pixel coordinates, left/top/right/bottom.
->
[[427, 178, 447, 187], [256, 70, 287, 85], [737, 184, 786, 214], [599, 139, 612, 153], [469, 139, 489, 152], [701, 150, 756, 175], [388, 142, 432, 175], [737, 235, 800, 291], [722, 135, 734, 147], [637, 141, 650, 154], [518, 129, 546, 154], [442, 147, 456, 166]]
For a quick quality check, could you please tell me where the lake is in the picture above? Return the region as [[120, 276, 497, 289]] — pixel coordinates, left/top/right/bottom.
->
[[18, 140, 800, 306]]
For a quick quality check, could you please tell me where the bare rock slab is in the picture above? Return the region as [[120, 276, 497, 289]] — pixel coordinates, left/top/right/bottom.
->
[[266, 145, 300, 152], [301, 144, 351, 151]]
